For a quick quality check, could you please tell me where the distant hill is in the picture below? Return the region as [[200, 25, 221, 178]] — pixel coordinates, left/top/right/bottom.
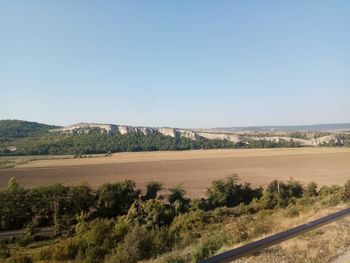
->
[[0, 120, 348, 156], [212, 123, 350, 132], [0, 120, 58, 138]]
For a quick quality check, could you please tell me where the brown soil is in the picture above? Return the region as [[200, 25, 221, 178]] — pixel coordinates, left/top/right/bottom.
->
[[1, 148, 350, 198]]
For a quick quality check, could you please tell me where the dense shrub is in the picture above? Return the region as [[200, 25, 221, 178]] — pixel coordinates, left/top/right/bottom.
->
[[319, 185, 343, 196], [284, 204, 300, 218], [258, 192, 281, 209], [167, 185, 190, 214], [106, 225, 175, 263], [305, 181, 318, 197], [322, 193, 343, 207], [95, 180, 139, 218], [343, 180, 350, 201], [224, 217, 249, 243], [265, 179, 304, 207], [143, 181, 163, 201], [51, 237, 81, 261], [170, 210, 221, 247], [206, 175, 262, 208], [248, 210, 274, 237], [126, 199, 174, 228]]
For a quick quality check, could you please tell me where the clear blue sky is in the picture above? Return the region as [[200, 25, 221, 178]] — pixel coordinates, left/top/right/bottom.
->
[[1, 1, 349, 128]]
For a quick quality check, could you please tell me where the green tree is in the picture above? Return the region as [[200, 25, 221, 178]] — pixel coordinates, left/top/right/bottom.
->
[[167, 185, 189, 213], [143, 181, 163, 201], [96, 180, 139, 218], [266, 179, 304, 207], [3, 177, 30, 229], [168, 185, 187, 204], [206, 174, 260, 208]]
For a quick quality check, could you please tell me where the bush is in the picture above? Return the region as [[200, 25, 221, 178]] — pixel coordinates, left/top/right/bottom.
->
[[258, 192, 281, 209], [167, 185, 189, 214], [284, 204, 299, 218], [96, 181, 139, 218], [248, 211, 274, 237], [343, 180, 350, 201], [225, 217, 249, 243], [296, 195, 316, 207], [206, 175, 262, 209], [144, 181, 163, 201], [79, 219, 117, 263], [52, 237, 81, 261], [106, 225, 175, 263], [305, 181, 318, 197], [159, 254, 187, 263], [170, 210, 217, 246], [322, 193, 342, 207], [191, 232, 227, 262], [266, 179, 304, 207], [126, 199, 174, 228], [319, 185, 343, 197]]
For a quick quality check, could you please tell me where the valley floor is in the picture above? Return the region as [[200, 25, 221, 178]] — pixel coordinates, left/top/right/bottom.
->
[[1, 148, 350, 197]]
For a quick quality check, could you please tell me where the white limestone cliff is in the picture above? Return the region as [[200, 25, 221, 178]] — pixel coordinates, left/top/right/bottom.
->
[[51, 123, 343, 146]]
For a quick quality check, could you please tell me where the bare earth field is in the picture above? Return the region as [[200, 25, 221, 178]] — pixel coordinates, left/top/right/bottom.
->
[[1, 148, 350, 198]]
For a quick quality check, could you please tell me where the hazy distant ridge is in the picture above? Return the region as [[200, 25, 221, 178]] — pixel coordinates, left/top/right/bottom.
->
[[212, 123, 350, 132]]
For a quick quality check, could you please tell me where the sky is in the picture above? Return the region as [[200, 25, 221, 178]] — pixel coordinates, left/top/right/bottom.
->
[[1, 1, 349, 128]]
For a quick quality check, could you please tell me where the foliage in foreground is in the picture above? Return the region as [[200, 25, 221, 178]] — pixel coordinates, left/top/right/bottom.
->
[[1, 175, 350, 263]]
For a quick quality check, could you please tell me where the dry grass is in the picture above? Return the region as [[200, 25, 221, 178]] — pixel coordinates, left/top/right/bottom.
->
[[231, 204, 350, 263], [0, 155, 76, 169]]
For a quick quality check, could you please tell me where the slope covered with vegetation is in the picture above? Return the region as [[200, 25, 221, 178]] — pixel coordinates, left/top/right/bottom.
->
[[0, 120, 303, 156], [0, 175, 350, 263], [0, 120, 57, 139]]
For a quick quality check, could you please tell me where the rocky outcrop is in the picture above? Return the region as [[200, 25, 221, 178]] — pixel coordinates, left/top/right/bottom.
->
[[157, 127, 177, 138], [197, 132, 240, 142], [54, 123, 119, 134], [311, 135, 343, 146]]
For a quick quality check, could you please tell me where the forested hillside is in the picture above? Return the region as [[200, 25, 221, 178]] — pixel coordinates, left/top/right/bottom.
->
[[0, 120, 57, 138], [0, 120, 304, 156]]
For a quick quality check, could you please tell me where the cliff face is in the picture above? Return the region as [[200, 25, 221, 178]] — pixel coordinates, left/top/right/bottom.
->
[[51, 123, 343, 146], [52, 123, 240, 142]]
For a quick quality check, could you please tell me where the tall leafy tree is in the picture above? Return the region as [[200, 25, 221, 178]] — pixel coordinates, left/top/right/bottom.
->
[[96, 180, 139, 218]]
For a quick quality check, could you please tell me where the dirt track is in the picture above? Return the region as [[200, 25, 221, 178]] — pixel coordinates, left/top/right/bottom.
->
[[1, 148, 350, 197]]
